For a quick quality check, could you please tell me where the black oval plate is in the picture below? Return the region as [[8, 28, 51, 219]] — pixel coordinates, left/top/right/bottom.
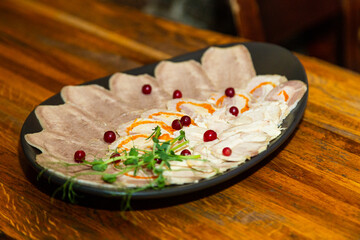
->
[[20, 42, 308, 201]]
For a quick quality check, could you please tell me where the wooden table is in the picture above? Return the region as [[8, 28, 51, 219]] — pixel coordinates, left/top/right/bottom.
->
[[1, 0, 360, 239]]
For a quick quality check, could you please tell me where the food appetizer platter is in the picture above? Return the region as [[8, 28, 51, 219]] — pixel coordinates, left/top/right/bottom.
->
[[20, 42, 308, 203]]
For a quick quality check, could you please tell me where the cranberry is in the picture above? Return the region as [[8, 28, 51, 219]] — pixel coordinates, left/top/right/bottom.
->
[[104, 131, 116, 143], [155, 158, 162, 164], [229, 106, 239, 116], [180, 115, 191, 127], [74, 150, 86, 163], [142, 84, 152, 94], [111, 153, 121, 164], [181, 149, 191, 156], [171, 119, 182, 130], [203, 130, 217, 142], [225, 87, 235, 97], [222, 147, 232, 156], [173, 90, 182, 99]]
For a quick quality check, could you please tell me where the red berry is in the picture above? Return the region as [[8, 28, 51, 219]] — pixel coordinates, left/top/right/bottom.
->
[[142, 84, 152, 94], [203, 130, 217, 142], [225, 87, 235, 97], [181, 149, 191, 156], [173, 90, 182, 99], [180, 115, 191, 127], [110, 153, 121, 164], [229, 106, 239, 116], [104, 131, 116, 143], [74, 150, 86, 163], [171, 119, 182, 130], [222, 147, 232, 156], [155, 158, 162, 164]]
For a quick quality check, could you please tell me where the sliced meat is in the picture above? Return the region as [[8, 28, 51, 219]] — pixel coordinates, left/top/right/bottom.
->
[[246, 75, 287, 101], [109, 133, 153, 152], [220, 120, 281, 141], [167, 99, 216, 119], [109, 73, 171, 109], [25, 131, 108, 162], [163, 165, 216, 185], [61, 85, 135, 129], [116, 118, 175, 137], [265, 80, 307, 112], [35, 104, 107, 140], [201, 45, 256, 89], [155, 60, 214, 100], [209, 131, 270, 162], [234, 101, 288, 126], [141, 109, 185, 126], [207, 91, 251, 110]]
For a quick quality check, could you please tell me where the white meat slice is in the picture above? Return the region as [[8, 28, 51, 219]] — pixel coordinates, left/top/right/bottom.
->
[[201, 45, 256, 89], [140, 109, 185, 126], [167, 98, 216, 119], [154, 60, 214, 100], [209, 131, 271, 162], [163, 165, 216, 185], [109, 133, 153, 152], [181, 125, 209, 148], [265, 80, 307, 113], [207, 90, 251, 110], [234, 101, 288, 126], [246, 75, 288, 101], [116, 118, 175, 137], [109, 73, 170, 109], [220, 120, 281, 141]]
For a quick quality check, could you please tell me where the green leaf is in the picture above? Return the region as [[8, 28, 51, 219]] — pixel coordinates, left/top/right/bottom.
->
[[92, 163, 108, 172], [124, 158, 138, 165], [129, 147, 138, 157], [143, 153, 154, 163], [102, 173, 118, 183]]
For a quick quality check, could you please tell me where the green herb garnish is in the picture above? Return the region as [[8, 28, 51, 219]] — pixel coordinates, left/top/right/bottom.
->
[[52, 126, 203, 209]]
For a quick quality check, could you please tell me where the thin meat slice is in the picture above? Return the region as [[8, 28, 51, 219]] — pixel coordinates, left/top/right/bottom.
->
[[167, 98, 216, 119], [209, 131, 271, 162], [35, 104, 107, 140], [201, 45, 256, 89], [25, 131, 108, 162], [265, 80, 307, 112], [155, 60, 214, 100], [246, 75, 287, 101], [109, 73, 171, 109], [61, 85, 135, 129]]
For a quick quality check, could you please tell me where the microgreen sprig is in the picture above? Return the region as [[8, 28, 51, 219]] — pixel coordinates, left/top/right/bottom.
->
[[52, 126, 202, 209]]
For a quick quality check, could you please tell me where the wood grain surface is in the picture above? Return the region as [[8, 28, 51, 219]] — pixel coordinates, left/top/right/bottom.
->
[[0, 0, 359, 239]]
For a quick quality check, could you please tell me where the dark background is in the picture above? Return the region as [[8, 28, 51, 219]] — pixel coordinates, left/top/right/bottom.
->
[[111, 0, 360, 73]]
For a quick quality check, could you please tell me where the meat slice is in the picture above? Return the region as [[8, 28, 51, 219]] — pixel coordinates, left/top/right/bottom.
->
[[140, 109, 185, 126], [25, 131, 108, 162], [209, 132, 271, 162], [116, 118, 175, 137], [61, 85, 135, 129], [265, 80, 307, 112], [167, 99, 216, 119], [246, 75, 287, 101], [109, 73, 171, 109], [35, 104, 107, 140], [163, 165, 216, 185], [234, 101, 288, 126], [155, 60, 214, 100], [201, 45, 256, 89], [220, 120, 281, 141]]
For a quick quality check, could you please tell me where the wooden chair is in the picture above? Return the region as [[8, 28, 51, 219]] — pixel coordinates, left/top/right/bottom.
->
[[229, 0, 360, 72]]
